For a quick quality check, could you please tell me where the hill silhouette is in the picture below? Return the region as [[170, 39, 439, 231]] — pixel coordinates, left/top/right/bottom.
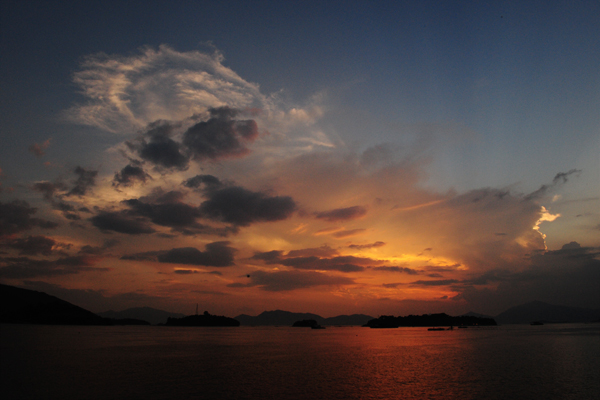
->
[[98, 307, 185, 325], [234, 310, 374, 326], [495, 301, 600, 324], [364, 313, 497, 328], [165, 311, 239, 326], [0, 284, 149, 325]]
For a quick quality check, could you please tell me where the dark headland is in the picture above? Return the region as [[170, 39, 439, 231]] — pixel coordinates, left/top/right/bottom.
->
[[0, 284, 149, 325]]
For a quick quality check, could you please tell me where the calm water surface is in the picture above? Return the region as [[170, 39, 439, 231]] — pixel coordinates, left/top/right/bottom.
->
[[1, 324, 599, 399]]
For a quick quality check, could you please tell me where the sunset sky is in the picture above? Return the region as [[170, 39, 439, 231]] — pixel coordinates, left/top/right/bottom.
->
[[1, 0, 598, 317]]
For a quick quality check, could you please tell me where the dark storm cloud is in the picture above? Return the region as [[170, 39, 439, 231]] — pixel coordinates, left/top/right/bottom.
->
[[1, 235, 70, 256], [66, 166, 98, 197], [251, 247, 385, 273], [129, 121, 189, 170], [0, 255, 106, 279], [199, 186, 296, 226], [90, 211, 156, 234], [373, 266, 420, 275], [251, 250, 284, 263], [314, 205, 367, 222], [280, 256, 365, 272], [123, 196, 201, 229], [348, 241, 386, 250], [281, 255, 384, 273], [157, 242, 236, 267], [0, 200, 58, 237], [230, 270, 355, 291], [113, 163, 150, 187], [525, 169, 582, 200], [454, 243, 600, 314], [182, 174, 223, 190], [123, 242, 236, 267], [121, 189, 233, 236], [182, 106, 259, 161]]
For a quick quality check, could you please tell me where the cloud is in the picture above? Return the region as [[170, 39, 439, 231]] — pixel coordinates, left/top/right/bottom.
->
[[129, 121, 189, 170], [123, 241, 236, 267], [66, 166, 98, 197], [90, 211, 156, 235], [373, 266, 420, 275], [28, 139, 51, 157], [0, 200, 58, 237], [123, 192, 201, 229], [182, 107, 259, 162], [331, 229, 366, 238], [314, 205, 367, 222], [32, 181, 68, 201], [454, 244, 600, 313], [0, 255, 106, 279], [78, 239, 120, 255], [410, 279, 460, 286], [252, 250, 385, 273], [65, 45, 266, 133], [286, 245, 340, 258], [121, 189, 234, 236], [1, 235, 70, 256], [525, 169, 582, 200], [199, 186, 296, 226], [157, 242, 236, 267], [233, 269, 354, 291], [183, 174, 223, 191], [113, 163, 151, 187], [348, 241, 386, 250]]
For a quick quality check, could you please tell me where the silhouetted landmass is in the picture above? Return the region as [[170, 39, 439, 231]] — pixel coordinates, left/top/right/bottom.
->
[[494, 301, 600, 324], [0, 284, 150, 325], [107, 318, 151, 325], [323, 314, 375, 326], [364, 313, 497, 328], [234, 310, 374, 326], [462, 311, 494, 319], [98, 307, 185, 325], [165, 311, 240, 326], [292, 319, 319, 327]]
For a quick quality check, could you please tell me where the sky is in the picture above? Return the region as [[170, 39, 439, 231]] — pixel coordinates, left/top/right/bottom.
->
[[1, 0, 598, 318]]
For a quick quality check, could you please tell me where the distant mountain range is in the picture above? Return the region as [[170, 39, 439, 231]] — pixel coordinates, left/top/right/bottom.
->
[[2, 284, 599, 326], [494, 301, 600, 324], [98, 307, 185, 325], [234, 310, 375, 326]]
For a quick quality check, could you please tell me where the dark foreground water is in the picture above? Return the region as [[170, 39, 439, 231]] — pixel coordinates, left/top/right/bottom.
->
[[1, 324, 599, 399]]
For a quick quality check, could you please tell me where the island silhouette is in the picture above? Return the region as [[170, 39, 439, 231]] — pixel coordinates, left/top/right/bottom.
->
[[165, 311, 240, 327], [2, 284, 598, 327]]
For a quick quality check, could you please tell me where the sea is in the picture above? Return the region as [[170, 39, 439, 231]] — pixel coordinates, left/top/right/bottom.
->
[[1, 323, 599, 399]]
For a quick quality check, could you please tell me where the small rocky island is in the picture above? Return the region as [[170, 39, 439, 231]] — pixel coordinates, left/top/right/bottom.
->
[[164, 311, 240, 327], [364, 313, 497, 328]]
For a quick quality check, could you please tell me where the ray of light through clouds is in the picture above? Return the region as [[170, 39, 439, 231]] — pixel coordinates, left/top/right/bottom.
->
[[0, 0, 598, 317]]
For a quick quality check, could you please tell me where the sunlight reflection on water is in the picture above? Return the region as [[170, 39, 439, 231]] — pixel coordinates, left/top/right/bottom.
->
[[1, 324, 599, 399]]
